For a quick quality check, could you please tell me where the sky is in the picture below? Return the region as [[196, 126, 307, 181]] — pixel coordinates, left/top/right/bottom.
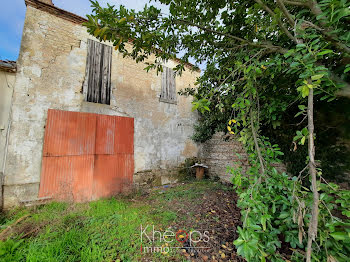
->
[[0, 0, 168, 61]]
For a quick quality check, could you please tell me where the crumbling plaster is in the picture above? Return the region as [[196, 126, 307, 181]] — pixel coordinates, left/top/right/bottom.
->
[[3, 6, 199, 207]]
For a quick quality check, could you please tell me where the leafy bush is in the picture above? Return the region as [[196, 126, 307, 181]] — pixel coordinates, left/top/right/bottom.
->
[[230, 138, 350, 261]]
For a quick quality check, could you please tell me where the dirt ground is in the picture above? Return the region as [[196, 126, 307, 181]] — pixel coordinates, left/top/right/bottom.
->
[[139, 181, 245, 262]]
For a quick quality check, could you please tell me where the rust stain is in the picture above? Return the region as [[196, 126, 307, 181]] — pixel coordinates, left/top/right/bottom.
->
[[39, 109, 134, 202]]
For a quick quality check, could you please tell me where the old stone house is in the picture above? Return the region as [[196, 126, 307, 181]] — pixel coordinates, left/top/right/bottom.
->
[[0, 0, 201, 208]]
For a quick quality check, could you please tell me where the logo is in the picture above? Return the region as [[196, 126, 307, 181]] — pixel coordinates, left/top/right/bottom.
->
[[140, 225, 210, 254]]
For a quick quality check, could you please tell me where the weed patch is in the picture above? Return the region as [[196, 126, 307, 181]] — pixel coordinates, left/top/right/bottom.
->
[[0, 181, 240, 261]]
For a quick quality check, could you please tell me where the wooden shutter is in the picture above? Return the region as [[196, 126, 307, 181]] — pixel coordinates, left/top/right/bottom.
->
[[160, 67, 176, 103], [85, 39, 112, 105]]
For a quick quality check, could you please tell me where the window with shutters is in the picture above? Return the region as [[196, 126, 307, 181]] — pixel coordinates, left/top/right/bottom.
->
[[160, 67, 177, 104], [84, 39, 112, 105]]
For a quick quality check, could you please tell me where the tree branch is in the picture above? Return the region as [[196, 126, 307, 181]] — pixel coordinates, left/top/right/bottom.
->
[[306, 87, 319, 262], [174, 18, 289, 53], [276, 0, 295, 27], [283, 0, 309, 7], [250, 110, 265, 175], [174, 18, 246, 42], [254, 0, 298, 43]]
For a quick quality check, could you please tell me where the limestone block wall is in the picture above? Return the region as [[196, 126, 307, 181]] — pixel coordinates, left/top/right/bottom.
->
[[200, 132, 287, 183], [200, 132, 250, 183], [3, 5, 200, 207]]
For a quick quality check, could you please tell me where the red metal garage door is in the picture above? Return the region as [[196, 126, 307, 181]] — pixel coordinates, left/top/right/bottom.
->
[[38, 109, 134, 202]]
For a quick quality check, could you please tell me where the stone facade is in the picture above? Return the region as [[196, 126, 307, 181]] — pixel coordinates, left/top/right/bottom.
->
[[2, 2, 200, 208]]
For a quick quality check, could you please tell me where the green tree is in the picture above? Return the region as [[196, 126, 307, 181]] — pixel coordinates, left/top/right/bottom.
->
[[85, 0, 350, 261]]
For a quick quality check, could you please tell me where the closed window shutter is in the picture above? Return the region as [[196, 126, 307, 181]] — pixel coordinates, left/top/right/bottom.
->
[[85, 39, 112, 105], [160, 67, 176, 103]]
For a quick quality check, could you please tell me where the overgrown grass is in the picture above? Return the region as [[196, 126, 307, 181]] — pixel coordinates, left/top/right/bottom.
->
[[0, 199, 173, 261], [0, 181, 226, 262]]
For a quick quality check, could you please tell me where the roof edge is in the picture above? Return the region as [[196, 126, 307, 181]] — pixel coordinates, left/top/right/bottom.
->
[[0, 61, 17, 73], [25, 0, 88, 24]]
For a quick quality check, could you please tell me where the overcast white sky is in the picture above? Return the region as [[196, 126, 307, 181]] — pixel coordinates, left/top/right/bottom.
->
[[0, 0, 168, 60]]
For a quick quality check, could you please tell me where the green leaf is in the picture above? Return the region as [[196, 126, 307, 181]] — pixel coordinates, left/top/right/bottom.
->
[[119, 17, 127, 23], [311, 74, 324, 81], [330, 232, 349, 241], [94, 27, 100, 37], [278, 212, 289, 219], [295, 111, 304, 117], [342, 210, 350, 217], [317, 50, 333, 56], [290, 62, 299, 68], [296, 43, 306, 48], [298, 105, 306, 110], [234, 239, 245, 246], [301, 128, 308, 136], [249, 224, 262, 230], [301, 85, 309, 98], [284, 50, 294, 58]]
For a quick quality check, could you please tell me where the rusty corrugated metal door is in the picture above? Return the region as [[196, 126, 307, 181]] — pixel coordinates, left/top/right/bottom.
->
[[43, 109, 96, 156], [39, 110, 96, 202], [92, 115, 117, 199], [39, 110, 134, 202], [115, 116, 134, 154], [93, 116, 134, 199], [115, 116, 134, 192], [38, 156, 94, 202]]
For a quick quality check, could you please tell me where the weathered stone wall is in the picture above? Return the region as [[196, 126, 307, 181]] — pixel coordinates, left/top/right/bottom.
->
[[200, 132, 287, 183], [200, 132, 250, 183], [3, 5, 200, 207]]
